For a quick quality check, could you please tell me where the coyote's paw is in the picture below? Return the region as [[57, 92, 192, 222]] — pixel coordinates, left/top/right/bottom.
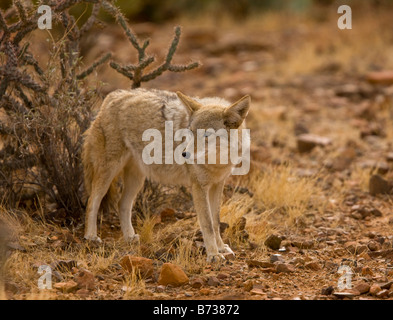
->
[[207, 253, 226, 263], [125, 234, 140, 244], [84, 235, 102, 244], [219, 244, 235, 255]]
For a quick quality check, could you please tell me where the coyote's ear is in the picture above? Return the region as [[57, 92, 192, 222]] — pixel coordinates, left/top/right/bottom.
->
[[224, 95, 251, 129], [176, 91, 202, 114]]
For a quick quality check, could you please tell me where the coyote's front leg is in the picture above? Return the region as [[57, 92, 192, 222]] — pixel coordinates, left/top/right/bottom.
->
[[191, 183, 224, 262], [209, 181, 235, 256]]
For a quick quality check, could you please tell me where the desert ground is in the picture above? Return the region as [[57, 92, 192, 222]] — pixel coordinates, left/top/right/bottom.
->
[[1, 2, 393, 300]]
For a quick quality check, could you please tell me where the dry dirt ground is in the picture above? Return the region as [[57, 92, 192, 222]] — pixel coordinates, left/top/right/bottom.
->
[[2, 7, 393, 300]]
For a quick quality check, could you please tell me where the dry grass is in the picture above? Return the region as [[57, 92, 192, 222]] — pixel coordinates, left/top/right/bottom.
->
[[246, 166, 324, 243]]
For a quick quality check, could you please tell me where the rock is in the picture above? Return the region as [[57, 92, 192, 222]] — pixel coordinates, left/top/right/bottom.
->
[[223, 252, 236, 260], [191, 277, 204, 289], [158, 263, 189, 287], [264, 234, 282, 250], [297, 134, 332, 153], [292, 240, 314, 249], [76, 288, 91, 297], [380, 281, 393, 290], [376, 289, 389, 298], [53, 280, 78, 293], [369, 174, 390, 196], [160, 208, 176, 222], [217, 273, 229, 280], [219, 222, 229, 234], [369, 284, 382, 296], [243, 280, 254, 292], [270, 254, 284, 263], [367, 240, 381, 252], [207, 276, 220, 287], [260, 267, 276, 273], [199, 288, 211, 296], [344, 242, 367, 255], [74, 269, 95, 291], [361, 266, 374, 276], [333, 290, 359, 299], [246, 259, 274, 268], [330, 147, 356, 171], [321, 286, 334, 295], [156, 285, 165, 293], [120, 255, 154, 278], [250, 287, 267, 297], [290, 257, 305, 266], [233, 217, 247, 231], [305, 261, 321, 271], [354, 282, 370, 294], [387, 152, 393, 162], [276, 263, 295, 273], [366, 70, 393, 85]]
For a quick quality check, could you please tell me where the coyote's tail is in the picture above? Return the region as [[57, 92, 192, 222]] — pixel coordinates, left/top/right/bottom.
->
[[82, 137, 119, 215]]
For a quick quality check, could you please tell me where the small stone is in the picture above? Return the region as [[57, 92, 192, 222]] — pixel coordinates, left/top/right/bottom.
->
[[264, 234, 282, 250], [376, 289, 389, 298], [199, 288, 211, 296], [260, 267, 276, 273], [184, 291, 193, 297], [292, 240, 314, 249], [53, 280, 78, 293], [333, 290, 359, 299], [243, 280, 254, 292], [74, 268, 95, 291], [361, 266, 374, 276], [321, 286, 334, 295], [207, 276, 220, 287], [223, 252, 236, 261], [276, 263, 295, 273], [160, 208, 176, 222], [270, 254, 284, 263], [369, 284, 382, 296], [158, 263, 189, 287], [367, 240, 381, 252], [354, 282, 370, 294], [156, 285, 165, 293], [344, 242, 367, 255], [190, 278, 204, 289], [290, 257, 305, 266], [120, 255, 154, 278], [366, 70, 393, 85], [217, 273, 229, 280], [297, 134, 331, 153], [219, 222, 229, 234], [305, 261, 321, 271], [250, 288, 266, 296], [246, 259, 274, 268], [76, 288, 91, 297], [369, 174, 390, 196], [387, 152, 393, 162]]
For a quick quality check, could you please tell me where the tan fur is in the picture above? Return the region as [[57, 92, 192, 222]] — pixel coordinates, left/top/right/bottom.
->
[[82, 88, 250, 262]]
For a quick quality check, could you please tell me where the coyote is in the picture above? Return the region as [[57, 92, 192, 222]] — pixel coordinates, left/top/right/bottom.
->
[[82, 89, 250, 261]]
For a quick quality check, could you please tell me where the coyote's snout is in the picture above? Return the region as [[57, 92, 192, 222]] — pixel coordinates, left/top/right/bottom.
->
[[82, 88, 250, 262]]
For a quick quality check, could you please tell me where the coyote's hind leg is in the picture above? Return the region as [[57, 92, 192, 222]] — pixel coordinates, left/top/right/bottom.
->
[[118, 160, 145, 243]]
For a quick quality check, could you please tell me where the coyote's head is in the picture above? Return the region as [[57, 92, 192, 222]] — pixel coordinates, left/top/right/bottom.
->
[[176, 92, 250, 169]]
